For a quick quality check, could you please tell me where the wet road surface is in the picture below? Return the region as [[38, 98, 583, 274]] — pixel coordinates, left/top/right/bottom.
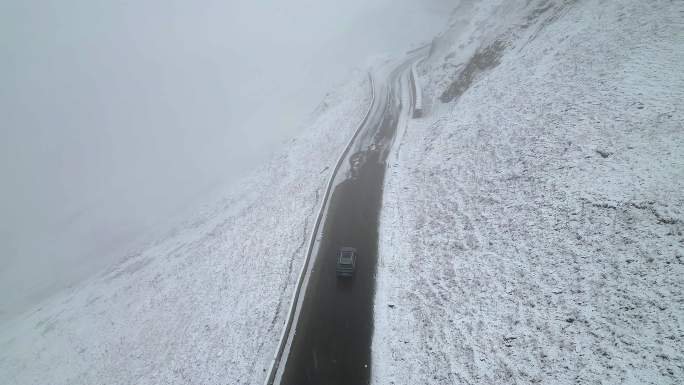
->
[[278, 58, 414, 385]]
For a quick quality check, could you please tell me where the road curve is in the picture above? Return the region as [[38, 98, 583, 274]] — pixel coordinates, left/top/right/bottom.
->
[[262, 72, 376, 385], [273, 55, 421, 385]]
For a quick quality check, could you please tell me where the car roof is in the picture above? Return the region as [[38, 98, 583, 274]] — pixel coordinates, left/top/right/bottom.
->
[[340, 247, 356, 252]]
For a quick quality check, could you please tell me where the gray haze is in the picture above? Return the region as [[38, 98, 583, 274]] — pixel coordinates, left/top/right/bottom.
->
[[0, 0, 453, 319]]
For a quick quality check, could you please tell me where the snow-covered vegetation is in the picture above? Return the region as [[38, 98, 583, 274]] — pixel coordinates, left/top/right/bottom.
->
[[3, 1, 682, 384], [374, 0, 683, 383], [0, 74, 371, 385]]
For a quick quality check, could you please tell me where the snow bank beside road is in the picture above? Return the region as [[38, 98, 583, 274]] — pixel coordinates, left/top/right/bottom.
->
[[0, 74, 371, 385], [374, 1, 683, 384]]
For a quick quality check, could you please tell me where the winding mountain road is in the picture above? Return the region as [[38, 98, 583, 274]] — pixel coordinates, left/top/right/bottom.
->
[[270, 54, 422, 385]]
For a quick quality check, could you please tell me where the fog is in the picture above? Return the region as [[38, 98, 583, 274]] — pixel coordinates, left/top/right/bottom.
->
[[0, 0, 453, 318]]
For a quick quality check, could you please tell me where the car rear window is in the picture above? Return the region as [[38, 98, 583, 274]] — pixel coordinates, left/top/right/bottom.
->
[[340, 251, 353, 263]]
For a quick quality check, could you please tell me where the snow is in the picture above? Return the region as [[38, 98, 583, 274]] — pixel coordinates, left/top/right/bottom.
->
[[373, 0, 684, 384], [0, 73, 372, 385]]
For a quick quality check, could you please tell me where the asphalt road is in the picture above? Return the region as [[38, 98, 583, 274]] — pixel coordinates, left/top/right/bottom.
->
[[278, 57, 416, 385]]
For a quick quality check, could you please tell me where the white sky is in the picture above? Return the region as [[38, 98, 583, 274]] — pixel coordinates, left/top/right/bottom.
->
[[0, 0, 454, 318]]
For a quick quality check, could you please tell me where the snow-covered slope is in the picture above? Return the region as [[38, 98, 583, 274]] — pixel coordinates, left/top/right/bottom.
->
[[374, 0, 683, 384], [0, 74, 371, 385]]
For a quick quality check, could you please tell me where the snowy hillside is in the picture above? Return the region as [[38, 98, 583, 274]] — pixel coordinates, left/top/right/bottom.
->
[[0, 74, 371, 385], [374, 0, 683, 384]]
